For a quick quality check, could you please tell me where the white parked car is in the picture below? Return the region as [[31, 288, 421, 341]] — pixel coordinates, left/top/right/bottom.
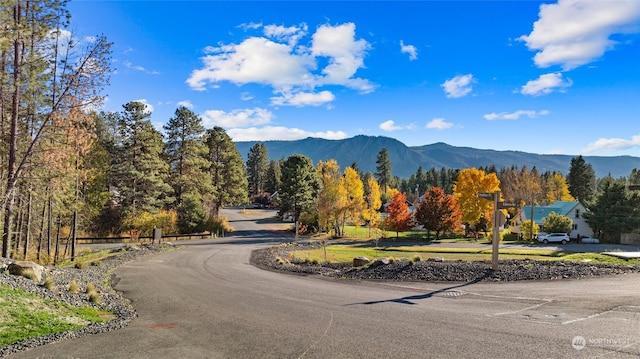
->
[[538, 233, 570, 244], [580, 236, 600, 244]]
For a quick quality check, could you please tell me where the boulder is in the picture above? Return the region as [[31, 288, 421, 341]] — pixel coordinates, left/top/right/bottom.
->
[[353, 256, 371, 267], [8, 260, 44, 282], [427, 257, 445, 262], [370, 257, 391, 268]]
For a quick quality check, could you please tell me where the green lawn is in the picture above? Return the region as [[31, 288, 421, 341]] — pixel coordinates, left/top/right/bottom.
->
[[293, 243, 640, 265], [0, 285, 112, 347]]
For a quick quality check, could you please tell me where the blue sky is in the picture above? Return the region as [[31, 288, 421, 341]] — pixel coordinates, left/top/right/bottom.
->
[[68, 0, 640, 157]]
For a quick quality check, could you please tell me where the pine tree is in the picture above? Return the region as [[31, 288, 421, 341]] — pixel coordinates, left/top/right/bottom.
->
[[375, 148, 392, 194], [264, 159, 281, 195], [112, 102, 174, 216], [584, 180, 640, 242], [279, 154, 318, 237], [567, 155, 596, 203], [163, 106, 210, 232], [205, 127, 248, 217], [246, 143, 269, 197]]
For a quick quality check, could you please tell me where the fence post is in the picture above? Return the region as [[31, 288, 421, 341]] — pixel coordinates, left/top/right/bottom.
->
[[153, 227, 162, 245]]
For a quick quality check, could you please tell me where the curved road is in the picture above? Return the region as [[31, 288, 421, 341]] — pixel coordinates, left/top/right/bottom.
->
[[9, 209, 640, 358]]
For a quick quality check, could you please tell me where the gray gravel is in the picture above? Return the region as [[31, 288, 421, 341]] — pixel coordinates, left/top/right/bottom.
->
[[250, 242, 640, 282], [0, 244, 170, 357]]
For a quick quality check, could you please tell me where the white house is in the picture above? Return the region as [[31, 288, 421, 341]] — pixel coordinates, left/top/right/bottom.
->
[[513, 201, 593, 239]]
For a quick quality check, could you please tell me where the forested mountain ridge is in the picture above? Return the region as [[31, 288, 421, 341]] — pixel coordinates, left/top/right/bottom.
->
[[235, 135, 640, 178]]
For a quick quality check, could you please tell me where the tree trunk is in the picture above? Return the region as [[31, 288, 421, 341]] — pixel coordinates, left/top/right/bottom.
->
[[47, 196, 52, 259], [23, 191, 32, 260], [37, 194, 47, 262], [53, 216, 61, 265]]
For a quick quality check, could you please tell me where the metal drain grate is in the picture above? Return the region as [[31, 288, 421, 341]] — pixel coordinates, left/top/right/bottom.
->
[[439, 290, 467, 297]]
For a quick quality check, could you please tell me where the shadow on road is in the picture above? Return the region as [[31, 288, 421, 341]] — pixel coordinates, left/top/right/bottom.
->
[[348, 271, 492, 306]]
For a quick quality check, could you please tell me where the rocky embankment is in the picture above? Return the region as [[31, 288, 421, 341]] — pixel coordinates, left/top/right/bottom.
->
[[250, 242, 640, 282], [0, 244, 170, 357]]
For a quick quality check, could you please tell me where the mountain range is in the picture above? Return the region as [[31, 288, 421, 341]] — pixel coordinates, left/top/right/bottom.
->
[[235, 135, 640, 179]]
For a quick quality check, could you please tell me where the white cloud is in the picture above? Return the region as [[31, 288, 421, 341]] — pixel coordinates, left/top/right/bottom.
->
[[201, 108, 273, 128], [133, 99, 154, 113], [520, 72, 572, 96], [311, 23, 375, 92], [519, 0, 640, 70], [264, 23, 308, 46], [240, 92, 254, 101], [187, 22, 376, 104], [400, 40, 417, 61], [379, 120, 402, 132], [483, 110, 550, 120], [271, 90, 335, 107], [123, 60, 159, 75], [187, 37, 315, 91], [582, 135, 640, 154], [177, 100, 193, 109], [441, 74, 474, 98], [426, 118, 454, 130], [238, 22, 263, 31], [228, 126, 348, 142]]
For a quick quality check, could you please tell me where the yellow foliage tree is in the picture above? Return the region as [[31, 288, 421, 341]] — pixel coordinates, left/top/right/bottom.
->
[[363, 177, 382, 238], [453, 168, 501, 226], [316, 160, 347, 236], [341, 167, 365, 234], [545, 172, 575, 203]]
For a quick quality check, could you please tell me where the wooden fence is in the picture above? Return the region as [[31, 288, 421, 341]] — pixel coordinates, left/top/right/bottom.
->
[[71, 232, 216, 244]]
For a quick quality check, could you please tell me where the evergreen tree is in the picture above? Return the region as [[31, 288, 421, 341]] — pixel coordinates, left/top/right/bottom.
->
[[246, 143, 269, 197], [112, 102, 174, 216], [264, 159, 282, 195], [584, 180, 640, 242], [567, 155, 596, 203], [375, 148, 392, 194], [205, 127, 248, 217], [278, 154, 319, 237], [163, 106, 210, 203]]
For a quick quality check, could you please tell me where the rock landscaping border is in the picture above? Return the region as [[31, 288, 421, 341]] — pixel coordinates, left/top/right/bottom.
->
[[250, 242, 640, 282]]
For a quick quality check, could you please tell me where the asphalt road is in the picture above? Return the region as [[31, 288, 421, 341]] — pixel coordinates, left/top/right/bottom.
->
[[9, 209, 640, 359]]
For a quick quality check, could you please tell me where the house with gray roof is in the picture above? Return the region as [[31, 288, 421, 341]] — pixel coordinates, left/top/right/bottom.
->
[[513, 201, 593, 240]]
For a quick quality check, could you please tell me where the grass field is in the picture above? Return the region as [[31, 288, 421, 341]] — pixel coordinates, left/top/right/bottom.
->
[[292, 243, 640, 265], [0, 285, 112, 347]]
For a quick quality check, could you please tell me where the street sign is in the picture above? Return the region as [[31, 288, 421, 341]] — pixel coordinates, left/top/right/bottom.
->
[[478, 192, 494, 200], [498, 202, 516, 209], [496, 211, 506, 227]]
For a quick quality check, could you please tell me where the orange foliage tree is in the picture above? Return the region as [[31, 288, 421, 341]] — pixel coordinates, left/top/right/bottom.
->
[[384, 192, 413, 239], [414, 187, 462, 240]]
